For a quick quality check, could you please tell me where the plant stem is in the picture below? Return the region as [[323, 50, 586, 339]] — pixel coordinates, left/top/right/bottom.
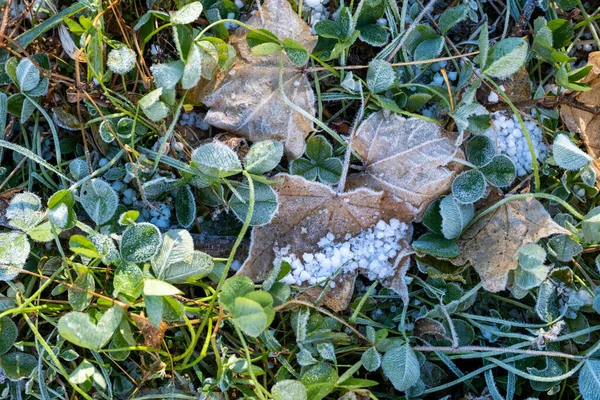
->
[[234, 325, 269, 399], [180, 171, 255, 367]]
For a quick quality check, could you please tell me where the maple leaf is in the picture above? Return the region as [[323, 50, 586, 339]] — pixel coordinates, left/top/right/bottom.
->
[[346, 111, 463, 213], [451, 197, 568, 292], [560, 51, 600, 183], [238, 174, 417, 311], [200, 0, 317, 159]]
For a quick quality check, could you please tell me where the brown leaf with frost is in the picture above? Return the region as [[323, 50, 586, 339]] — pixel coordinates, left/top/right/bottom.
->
[[560, 51, 600, 183], [346, 111, 463, 214], [451, 197, 568, 292], [199, 0, 317, 159], [238, 174, 417, 311]]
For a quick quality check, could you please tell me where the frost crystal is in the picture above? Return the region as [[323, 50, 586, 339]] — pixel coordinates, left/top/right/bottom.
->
[[277, 219, 409, 286], [107, 47, 136, 75], [482, 111, 549, 176]]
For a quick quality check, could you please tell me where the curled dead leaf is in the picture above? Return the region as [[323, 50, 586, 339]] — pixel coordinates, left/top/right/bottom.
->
[[414, 317, 447, 340], [347, 111, 463, 214], [560, 51, 600, 183], [131, 313, 168, 349], [451, 197, 568, 292], [59, 25, 86, 63], [200, 0, 317, 159], [239, 174, 417, 311]]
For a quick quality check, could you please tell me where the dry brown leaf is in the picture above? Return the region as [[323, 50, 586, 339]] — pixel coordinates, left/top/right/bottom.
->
[[238, 174, 417, 311], [347, 111, 463, 214], [451, 197, 568, 292], [498, 68, 533, 103], [561, 51, 600, 182], [200, 0, 317, 159], [131, 313, 168, 349], [479, 68, 532, 105], [414, 317, 446, 340]]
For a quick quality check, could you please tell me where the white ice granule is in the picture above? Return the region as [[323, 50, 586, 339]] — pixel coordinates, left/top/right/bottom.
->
[[487, 91, 499, 103], [179, 111, 210, 130], [223, 12, 238, 29], [431, 70, 458, 87], [277, 219, 409, 287], [482, 111, 549, 177], [432, 73, 444, 86], [486, 85, 504, 104], [231, 260, 242, 271]]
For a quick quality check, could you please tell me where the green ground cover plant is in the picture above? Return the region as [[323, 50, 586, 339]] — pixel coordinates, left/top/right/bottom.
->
[[1, 0, 600, 398]]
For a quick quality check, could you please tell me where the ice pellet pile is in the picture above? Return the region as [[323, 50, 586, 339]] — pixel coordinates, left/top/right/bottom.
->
[[303, 0, 331, 34], [277, 219, 409, 287], [179, 111, 210, 130], [482, 111, 549, 177]]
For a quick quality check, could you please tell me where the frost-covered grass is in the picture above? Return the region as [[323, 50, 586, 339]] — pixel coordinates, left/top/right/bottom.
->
[[2, 0, 600, 398]]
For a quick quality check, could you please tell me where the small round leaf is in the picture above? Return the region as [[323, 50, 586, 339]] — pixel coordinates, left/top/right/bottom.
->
[[191, 142, 242, 178], [0, 317, 17, 355], [1, 352, 37, 380], [553, 133, 592, 171], [80, 179, 119, 226], [518, 243, 547, 270], [244, 140, 284, 174], [381, 344, 420, 392], [483, 38, 529, 79], [120, 223, 162, 263], [451, 170, 486, 204], [479, 155, 516, 187], [366, 59, 396, 94], [467, 135, 495, 167], [272, 380, 307, 400], [412, 233, 460, 258], [229, 181, 279, 226]]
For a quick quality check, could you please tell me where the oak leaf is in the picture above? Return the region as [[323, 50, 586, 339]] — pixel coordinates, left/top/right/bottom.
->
[[200, 0, 317, 159], [451, 197, 568, 292], [347, 111, 463, 213], [238, 174, 417, 311], [560, 51, 600, 184]]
